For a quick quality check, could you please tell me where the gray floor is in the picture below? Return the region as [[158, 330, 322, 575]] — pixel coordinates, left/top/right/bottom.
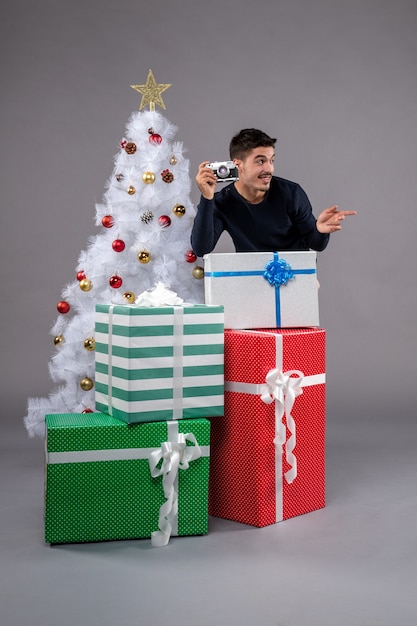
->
[[1, 407, 416, 626]]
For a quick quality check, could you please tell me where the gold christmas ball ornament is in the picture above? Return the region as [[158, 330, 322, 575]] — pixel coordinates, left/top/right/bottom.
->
[[192, 266, 204, 280], [80, 377, 94, 391], [123, 291, 136, 303], [127, 185, 136, 195], [173, 203, 186, 217], [125, 142, 137, 155], [53, 334, 64, 346], [170, 155, 178, 165], [83, 337, 96, 351], [137, 250, 151, 264], [79, 278, 93, 292], [142, 171, 156, 184]]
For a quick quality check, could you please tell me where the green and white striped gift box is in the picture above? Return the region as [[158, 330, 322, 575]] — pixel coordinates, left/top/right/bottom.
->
[[95, 303, 224, 424]]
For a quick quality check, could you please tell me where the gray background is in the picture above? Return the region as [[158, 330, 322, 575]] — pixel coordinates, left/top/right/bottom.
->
[[1, 1, 416, 625]]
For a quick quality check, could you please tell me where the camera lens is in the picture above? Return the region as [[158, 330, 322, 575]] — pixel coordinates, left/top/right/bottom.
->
[[217, 164, 229, 178]]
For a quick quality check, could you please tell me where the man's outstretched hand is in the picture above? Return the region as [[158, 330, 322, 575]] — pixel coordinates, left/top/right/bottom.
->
[[316, 205, 357, 234]]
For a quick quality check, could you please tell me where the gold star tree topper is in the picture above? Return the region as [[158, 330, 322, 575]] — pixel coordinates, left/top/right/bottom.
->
[[131, 69, 172, 111]]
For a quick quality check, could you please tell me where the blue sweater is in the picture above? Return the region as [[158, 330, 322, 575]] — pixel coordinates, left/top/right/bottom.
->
[[190, 176, 330, 256]]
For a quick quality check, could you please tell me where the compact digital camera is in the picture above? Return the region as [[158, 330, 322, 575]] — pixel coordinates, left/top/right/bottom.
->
[[207, 160, 239, 183]]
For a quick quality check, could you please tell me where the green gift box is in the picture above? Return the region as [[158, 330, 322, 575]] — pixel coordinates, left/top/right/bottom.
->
[[45, 413, 210, 546], [95, 303, 224, 424]]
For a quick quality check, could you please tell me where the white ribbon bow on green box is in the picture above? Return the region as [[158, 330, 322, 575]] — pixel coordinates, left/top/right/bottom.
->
[[149, 420, 203, 547]]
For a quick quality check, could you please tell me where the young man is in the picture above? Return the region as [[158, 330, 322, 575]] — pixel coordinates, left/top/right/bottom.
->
[[190, 128, 356, 257]]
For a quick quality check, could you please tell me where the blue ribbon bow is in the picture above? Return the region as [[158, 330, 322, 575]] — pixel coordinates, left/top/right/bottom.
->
[[263, 257, 295, 287]]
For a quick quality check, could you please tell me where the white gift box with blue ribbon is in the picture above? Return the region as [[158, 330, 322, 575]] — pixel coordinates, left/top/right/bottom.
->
[[203, 251, 319, 329]]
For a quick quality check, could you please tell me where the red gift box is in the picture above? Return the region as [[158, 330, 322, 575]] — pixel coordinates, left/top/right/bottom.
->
[[209, 328, 326, 527]]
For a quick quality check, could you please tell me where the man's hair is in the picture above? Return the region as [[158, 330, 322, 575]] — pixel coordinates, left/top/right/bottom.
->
[[229, 128, 276, 160]]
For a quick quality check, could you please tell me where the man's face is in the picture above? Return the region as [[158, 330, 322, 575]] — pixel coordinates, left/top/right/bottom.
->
[[234, 146, 275, 193]]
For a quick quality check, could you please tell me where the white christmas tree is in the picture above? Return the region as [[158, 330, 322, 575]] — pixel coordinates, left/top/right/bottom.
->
[[25, 70, 204, 438]]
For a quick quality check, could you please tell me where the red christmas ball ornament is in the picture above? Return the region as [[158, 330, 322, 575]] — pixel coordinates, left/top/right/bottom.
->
[[148, 127, 163, 145], [109, 274, 123, 289], [57, 300, 70, 314], [82, 408, 94, 414], [158, 215, 171, 228], [76, 270, 86, 281], [185, 250, 197, 263], [149, 132, 162, 145], [102, 215, 114, 229], [112, 238, 126, 253]]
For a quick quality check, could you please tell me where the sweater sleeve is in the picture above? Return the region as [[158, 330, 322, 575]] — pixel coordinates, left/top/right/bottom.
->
[[190, 196, 225, 257], [291, 185, 330, 252]]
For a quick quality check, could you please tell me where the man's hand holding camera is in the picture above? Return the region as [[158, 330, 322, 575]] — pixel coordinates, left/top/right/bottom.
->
[[196, 162, 218, 200], [196, 161, 239, 200]]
